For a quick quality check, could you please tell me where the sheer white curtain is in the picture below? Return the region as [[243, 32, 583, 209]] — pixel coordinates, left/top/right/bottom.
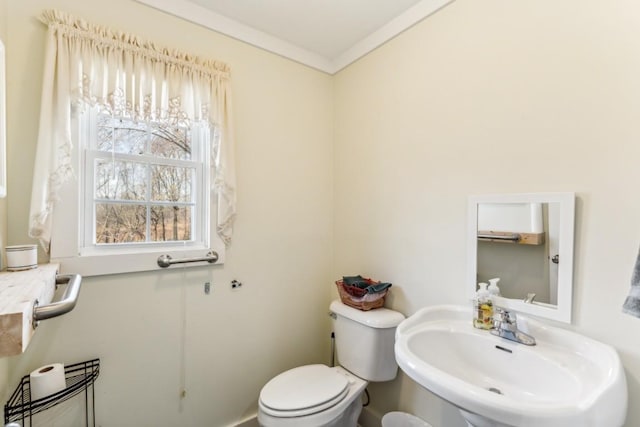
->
[[29, 10, 236, 251]]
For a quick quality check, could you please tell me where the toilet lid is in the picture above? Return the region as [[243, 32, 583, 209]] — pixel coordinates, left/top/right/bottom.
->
[[260, 365, 349, 416]]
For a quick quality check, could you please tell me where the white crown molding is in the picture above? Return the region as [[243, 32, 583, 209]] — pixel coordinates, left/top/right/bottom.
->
[[134, 0, 455, 75], [134, 0, 334, 72], [331, 0, 455, 73]]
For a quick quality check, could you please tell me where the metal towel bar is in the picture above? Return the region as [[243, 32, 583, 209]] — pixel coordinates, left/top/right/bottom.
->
[[33, 274, 82, 324], [157, 251, 219, 268], [477, 233, 521, 242]]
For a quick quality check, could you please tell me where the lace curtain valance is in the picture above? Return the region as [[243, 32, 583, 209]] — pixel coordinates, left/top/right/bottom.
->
[[29, 10, 236, 250]]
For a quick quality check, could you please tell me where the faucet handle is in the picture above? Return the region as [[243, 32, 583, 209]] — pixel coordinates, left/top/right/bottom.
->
[[494, 307, 516, 324], [504, 310, 517, 324]]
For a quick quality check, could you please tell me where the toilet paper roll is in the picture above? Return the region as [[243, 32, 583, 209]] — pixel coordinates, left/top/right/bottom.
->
[[30, 363, 66, 401]]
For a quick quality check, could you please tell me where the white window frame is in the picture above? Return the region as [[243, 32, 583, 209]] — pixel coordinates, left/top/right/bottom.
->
[[50, 107, 226, 277]]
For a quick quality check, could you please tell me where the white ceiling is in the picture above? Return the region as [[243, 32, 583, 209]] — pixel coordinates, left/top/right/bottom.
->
[[135, 0, 454, 74]]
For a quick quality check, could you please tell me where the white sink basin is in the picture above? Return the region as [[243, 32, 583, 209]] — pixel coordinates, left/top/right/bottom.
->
[[395, 305, 627, 427]]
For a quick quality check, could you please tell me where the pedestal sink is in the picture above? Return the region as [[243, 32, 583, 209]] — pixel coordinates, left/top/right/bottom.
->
[[394, 305, 627, 427]]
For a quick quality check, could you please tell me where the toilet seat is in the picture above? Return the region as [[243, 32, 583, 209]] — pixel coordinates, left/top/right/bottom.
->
[[259, 364, 349, 417]]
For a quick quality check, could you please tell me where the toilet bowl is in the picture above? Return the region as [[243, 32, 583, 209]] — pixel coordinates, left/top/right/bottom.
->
[[257, 300, 405, 427], [258, 366, 366, 427]]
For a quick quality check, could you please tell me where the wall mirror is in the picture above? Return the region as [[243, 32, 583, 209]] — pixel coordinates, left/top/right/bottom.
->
[[0, 38, 5, 197], [467, 192, 575, 323]]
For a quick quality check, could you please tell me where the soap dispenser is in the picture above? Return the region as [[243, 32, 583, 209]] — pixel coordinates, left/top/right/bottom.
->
[[473, 282, 493, 330], [488, 278, 501, 297]]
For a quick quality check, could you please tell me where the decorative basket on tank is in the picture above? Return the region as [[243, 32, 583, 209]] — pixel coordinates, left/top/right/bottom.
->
[[335, 277, 390, 311]]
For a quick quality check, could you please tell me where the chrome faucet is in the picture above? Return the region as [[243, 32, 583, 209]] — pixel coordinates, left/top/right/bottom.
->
[[523, 293, 536, 304], [491, 307, 536, 346]]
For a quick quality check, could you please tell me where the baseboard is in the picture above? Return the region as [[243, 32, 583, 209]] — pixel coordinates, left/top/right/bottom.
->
[[359, 406, 383, 427], [232, 414, 259, 427]]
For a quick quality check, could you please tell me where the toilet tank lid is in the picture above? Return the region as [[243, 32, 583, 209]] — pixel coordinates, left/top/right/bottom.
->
[[330, 300, 405, 328]]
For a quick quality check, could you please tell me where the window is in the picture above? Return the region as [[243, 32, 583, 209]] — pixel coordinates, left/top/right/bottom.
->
[[50, 101, 224, 276], [31, 11, 235, 276], [80, 106, 209, 252]]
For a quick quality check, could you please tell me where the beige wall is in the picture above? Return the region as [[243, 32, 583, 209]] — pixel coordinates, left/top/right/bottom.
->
[[3, 0, 333, 425], [478, 243, 550, 302], [334, 0, 640, 425]]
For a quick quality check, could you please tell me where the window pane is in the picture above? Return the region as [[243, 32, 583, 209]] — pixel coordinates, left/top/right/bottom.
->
[[150, 125, 191, 160], [97, 115, 148, 155], [150, 205, 192, 241], [151, 165, 193, 202], [96, 203, 147, 243], [96, 115, 114, 152], [95, 159, 147, 200]]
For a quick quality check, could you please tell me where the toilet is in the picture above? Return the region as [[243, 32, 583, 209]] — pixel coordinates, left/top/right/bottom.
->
[[258, 300, 405, 427]]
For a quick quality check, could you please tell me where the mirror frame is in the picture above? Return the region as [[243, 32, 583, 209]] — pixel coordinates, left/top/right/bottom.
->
[[467, 192, 575, 323]]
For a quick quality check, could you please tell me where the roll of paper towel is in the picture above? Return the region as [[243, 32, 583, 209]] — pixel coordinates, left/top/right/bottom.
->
[[30, 363, 66, 400]]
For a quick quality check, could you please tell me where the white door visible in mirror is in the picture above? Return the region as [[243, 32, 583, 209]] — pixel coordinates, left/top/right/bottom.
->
[[467, 193, 575, 323], [0, 38, 6, 197]]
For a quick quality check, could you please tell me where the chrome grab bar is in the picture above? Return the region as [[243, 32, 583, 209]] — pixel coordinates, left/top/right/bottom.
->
[[33, 274, 82, 323], [157, 251, 219, 268]]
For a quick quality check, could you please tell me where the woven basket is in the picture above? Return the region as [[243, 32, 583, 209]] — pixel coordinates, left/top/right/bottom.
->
[[335, 279, 388, 311]]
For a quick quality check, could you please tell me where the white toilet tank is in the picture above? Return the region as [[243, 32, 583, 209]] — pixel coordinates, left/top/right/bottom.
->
[[330, 300, 405, 382]]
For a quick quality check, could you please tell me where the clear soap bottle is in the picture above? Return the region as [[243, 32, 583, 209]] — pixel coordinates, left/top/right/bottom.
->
[[488, 277, 501, 297], [473, 282, 493, 330]]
